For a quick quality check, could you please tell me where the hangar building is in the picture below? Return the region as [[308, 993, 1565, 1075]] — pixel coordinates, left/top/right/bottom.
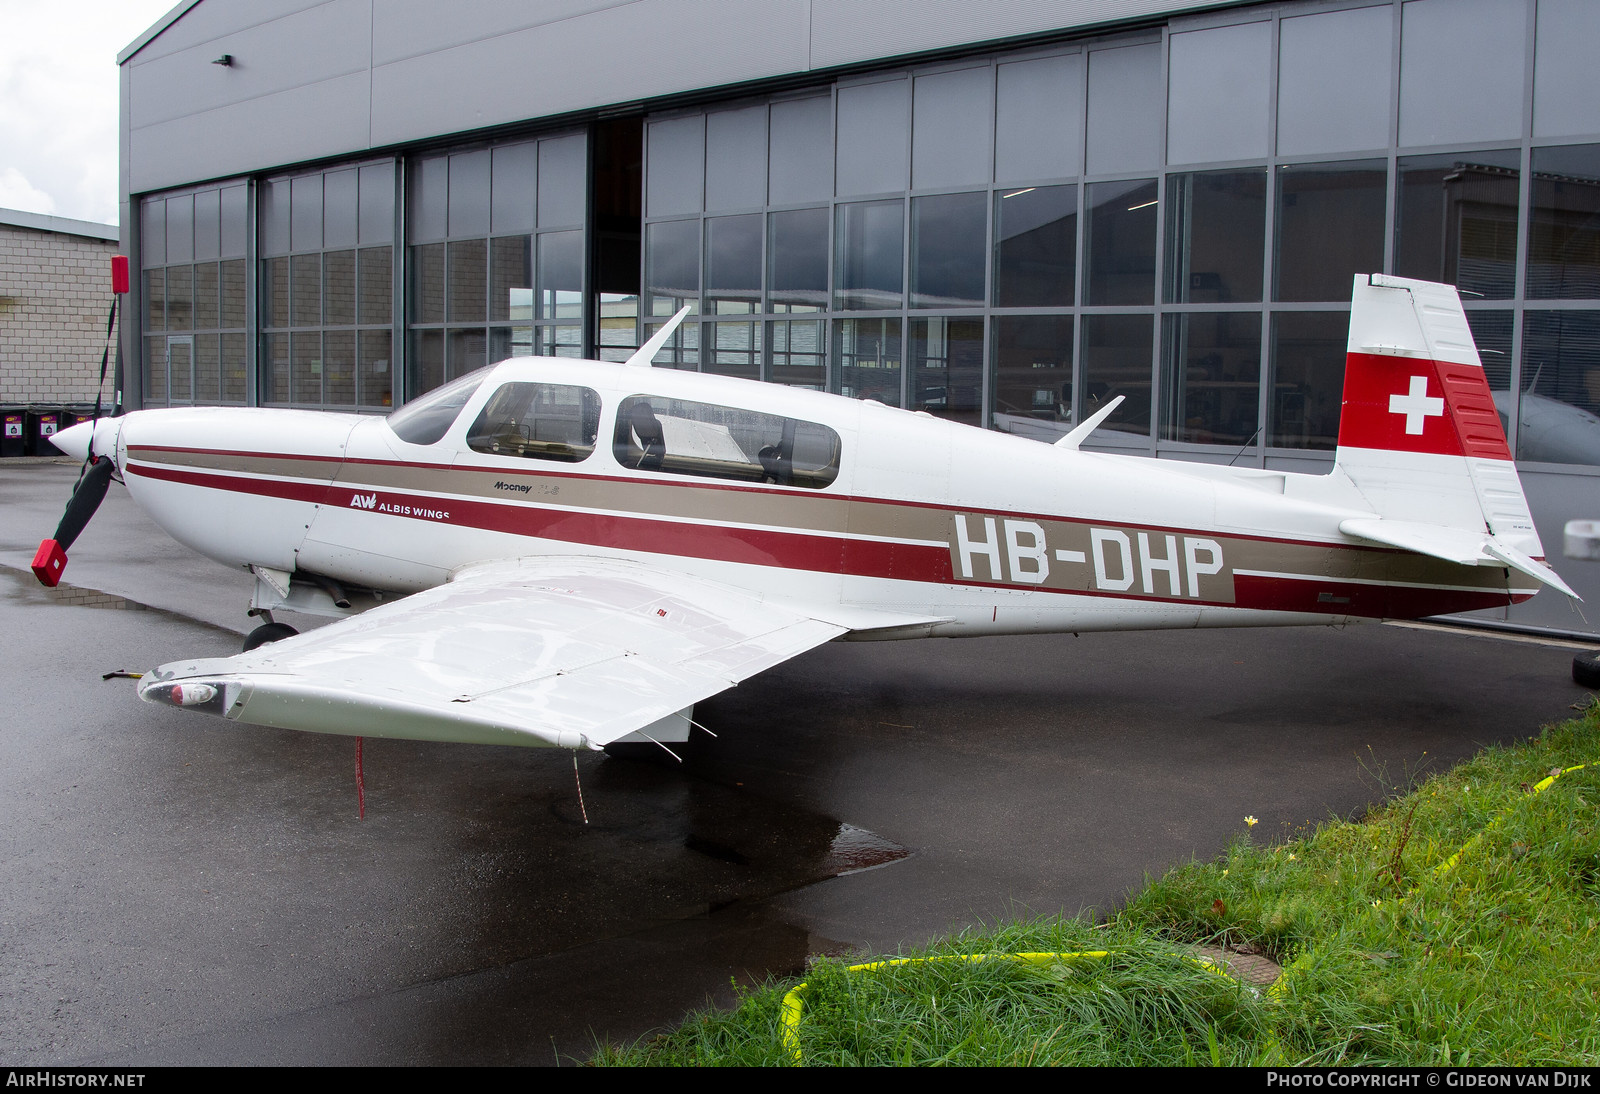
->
[[117, 0, 1600, 634]]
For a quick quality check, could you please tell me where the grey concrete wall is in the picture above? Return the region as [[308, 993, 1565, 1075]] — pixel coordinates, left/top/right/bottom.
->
[[0, 220, 120, 404]]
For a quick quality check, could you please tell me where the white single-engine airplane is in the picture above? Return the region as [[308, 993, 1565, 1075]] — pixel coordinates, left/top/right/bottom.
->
[[35, 274, 1576, 756]]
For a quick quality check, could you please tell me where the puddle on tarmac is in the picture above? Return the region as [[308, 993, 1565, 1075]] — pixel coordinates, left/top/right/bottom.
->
[[821, 823, 911, 876]]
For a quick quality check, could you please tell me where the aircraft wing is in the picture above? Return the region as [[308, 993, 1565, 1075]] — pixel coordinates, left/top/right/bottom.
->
[[137, 557, 846, 749]]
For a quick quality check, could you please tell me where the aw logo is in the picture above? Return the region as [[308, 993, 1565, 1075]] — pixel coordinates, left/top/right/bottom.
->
[[349, 492, 377, 510]]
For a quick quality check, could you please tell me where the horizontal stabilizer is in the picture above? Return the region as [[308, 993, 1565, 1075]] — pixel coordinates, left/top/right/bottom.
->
[[1339, 516, 1579, 599]]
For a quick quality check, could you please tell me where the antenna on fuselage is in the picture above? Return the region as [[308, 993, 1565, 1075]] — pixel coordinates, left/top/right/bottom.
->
[[1054, 395, 1124, 451], [623, 305, 693, 369]]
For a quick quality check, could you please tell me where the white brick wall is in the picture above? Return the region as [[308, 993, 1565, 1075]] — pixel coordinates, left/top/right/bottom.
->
[[0, 224, 121, 405]]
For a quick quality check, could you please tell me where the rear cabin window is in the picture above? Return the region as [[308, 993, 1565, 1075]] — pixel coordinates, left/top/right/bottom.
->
[[613, 395, 842, 488], [466, 382, 601, 463]]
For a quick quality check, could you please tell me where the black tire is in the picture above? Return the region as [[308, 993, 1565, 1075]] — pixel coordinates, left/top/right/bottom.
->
[[1574, 652, 1600, 689], [243, 621, 299, 651]]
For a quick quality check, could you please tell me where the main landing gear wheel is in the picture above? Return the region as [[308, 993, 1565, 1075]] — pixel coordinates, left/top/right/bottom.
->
[[1575, 652, 1600, 690], [243, 621, 299, 651]]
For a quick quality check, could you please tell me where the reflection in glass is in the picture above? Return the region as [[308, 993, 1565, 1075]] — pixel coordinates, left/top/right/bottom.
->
[[1529, 144, 1600, 299], [646, 218, 700, 316], [358, 247, 392, 325], [410, 329, 444, 398], [1464, 310, 1513, 393], [706, 320, 761, 380], [706, 214, 762, 314], [1160, 312, 1261, 445], [994, 185, 1076, 308], [145, 268, 165, 331], [537, 324, 583, 358], [770, 319, 825, 388], [221, 259, 246, 327], [194, 334, 219, 403], [1517, 311, 1600, 465], [1085, 179, 1157, 306], [324, 329, 356, 406], [168, 339, 192, 402], [193, 262, 219, 328], [145, 337, 166, 403], [835, 318, 903, 404], [1269, 312, 1346, 450], [1275, 161, 1386, 302], [1396, 150, 1519, 297], [1165, 170, 1265, 304], [262, 333, 288, 403], [323, 249, 356, 326], [538, 231, 583, 319], [448, 327, 489, 379], [992, 315, 1074, 439], [490, 236, 532, 323], [836, 200, 904, 310], [222, 332, 246, 404], [166, 265, 193, 331], [1080, 314, 1152, 436], [910, 192, 985, 309], [447, 239, 487, 322], [291, 254, 320, 326], [292, 331, 321, 405], [412, 244, 445, 324], [769, 207, 828, 312], [911, 317, 983, 425], [643, 317, 698, 369]]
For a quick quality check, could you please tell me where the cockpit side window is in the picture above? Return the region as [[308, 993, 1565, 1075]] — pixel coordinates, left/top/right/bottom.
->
[[386, 369, 489, 445], [613, 395, 841, 488], [466, 382, 601, 463]]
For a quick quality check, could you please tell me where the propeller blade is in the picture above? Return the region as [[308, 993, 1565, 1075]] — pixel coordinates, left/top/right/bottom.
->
[[54, 456, 116, 551]]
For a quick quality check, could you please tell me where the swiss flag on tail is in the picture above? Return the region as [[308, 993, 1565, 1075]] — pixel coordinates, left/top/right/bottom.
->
[[1338, 351, 1512, 460]]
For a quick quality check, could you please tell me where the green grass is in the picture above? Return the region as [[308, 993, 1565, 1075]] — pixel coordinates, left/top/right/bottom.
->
[[595, 698, 1600, 1066]]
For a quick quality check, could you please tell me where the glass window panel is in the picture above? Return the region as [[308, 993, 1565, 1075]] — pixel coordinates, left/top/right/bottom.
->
[[1464, 309, 1513, 394], [323, 249, 356, 326], [489, 236, 532, 323], [598, 297, 639, 360], [489, 325, 534, 361], [409, 329, 445, 399], [769, 207, 828, 312], [194, 333, 220, 403], [261, 179, 290, 256], [324, 329, 356, 406], [1160, 312, 1261, 445], [646, 218, 700, 316], [166, 265, 193, 331], [291, 253, 321, 327], [468, 381, 601, 462], [447, 326, 489, 379], [538, 231, 583, 320], [193, 261, 219, 329], [357, 246, 392, 325], [144, 336, 167, 404], [291, 331, 321, 405], [222, 332, 246, 404], [220, 185, 248, 259], [491, 141, 538, 234], [1269, 312, 1346, 450], [141, 198, 166, 267], [412, 243, 445, 324], [1166, 22, 1271, 166], [448, 149, 491, 238], [911, 66, 993, 190], [193, 189, 220, 262], [835, 199, 904, 311], [323, 168, 358, 249], [769, 95, 833, 205], [409, 155, 448, 243], [144, 268, 165, 331], [911, 191, 985, 308], [1529, 144, 1600, 299], [1535, 0, 1600, 139], [1396, 150, 1520, 298], [994, 184, 1076, 307], [289, 174, 321, 253], [1080, 313, 1152, 437], [262, 332, 289, 404], [168, 338, 192, 402], [538, 133, 587, 229], [705, 319, 762, 380], [1275, 161, 1387, 302], [706, 214, 762, 314], [1165, 169, 1266, 304], [992, 314, 1074, 438], [1518, 311, 1600, 465], [359, 329, 393, 407], [1084, 179, 1157, 306], [537, 324, 583, 358], [165, 194, 193, 264], [642, 317, 698, 369], [646, 115, 705, 217], [263, 257, 287, 329], [220, 259, 245, 327], [769, 318, 826, 388], [1086, 44, 1162, 176], [705, 105, 767, 212], [1399, 0, 1526, 147], [835, 79, 909, 197], [911, 316, 983, 426], [446, 238, 487, 323], [1277, 6, 1393, 157], [612, 395, 840, 488], [834, 317, 902, 404], [995, 54, 1083, 184], [358, 162, 395, 245]]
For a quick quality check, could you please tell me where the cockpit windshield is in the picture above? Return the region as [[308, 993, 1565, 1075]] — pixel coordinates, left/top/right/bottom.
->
[[386, 369, 490, 445]]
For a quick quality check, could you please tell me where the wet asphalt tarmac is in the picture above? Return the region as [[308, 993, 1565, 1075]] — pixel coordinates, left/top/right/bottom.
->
[[1, 459, 1595, 1065]]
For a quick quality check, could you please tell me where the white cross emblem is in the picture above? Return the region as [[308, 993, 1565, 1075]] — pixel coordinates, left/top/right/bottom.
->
[[1388, 375, 1445, 435]]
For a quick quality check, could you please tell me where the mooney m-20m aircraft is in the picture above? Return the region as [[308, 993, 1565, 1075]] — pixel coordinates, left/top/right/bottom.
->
[[37, 274, 1576, 755]]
